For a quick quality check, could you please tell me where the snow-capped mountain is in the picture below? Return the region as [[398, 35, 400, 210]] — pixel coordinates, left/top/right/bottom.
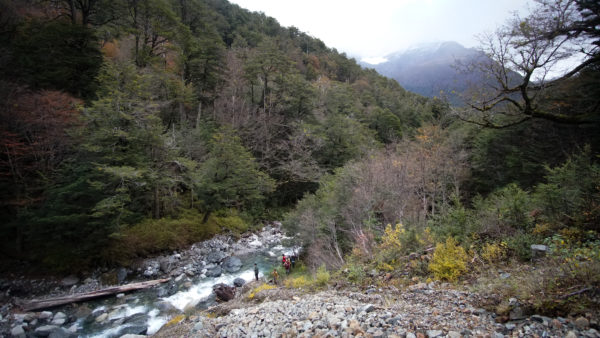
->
[[361, 41, 492, 104]]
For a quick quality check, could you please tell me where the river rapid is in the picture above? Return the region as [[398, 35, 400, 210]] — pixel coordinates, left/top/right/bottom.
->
[[4, 223, 297, 338]]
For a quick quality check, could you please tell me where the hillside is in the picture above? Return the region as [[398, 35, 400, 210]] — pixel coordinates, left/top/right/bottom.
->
[[0, 0, 436, 271], [0, 0, 599, 336]]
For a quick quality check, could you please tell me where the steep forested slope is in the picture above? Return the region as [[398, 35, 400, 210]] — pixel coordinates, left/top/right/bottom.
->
[[0, 0, 436, 270]]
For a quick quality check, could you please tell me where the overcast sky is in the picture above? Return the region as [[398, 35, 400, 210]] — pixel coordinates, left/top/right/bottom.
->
[[228, 0, 531, 63]]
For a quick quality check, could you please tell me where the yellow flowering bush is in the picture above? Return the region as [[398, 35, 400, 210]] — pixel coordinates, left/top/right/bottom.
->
[[381, 223, 404, 250], [247, 283, 276, 300], [284, 275, 310, 289], [429, 237, 469, 282], [481, 241, 507, 264]]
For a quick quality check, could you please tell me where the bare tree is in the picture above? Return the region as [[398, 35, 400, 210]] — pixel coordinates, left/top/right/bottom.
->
[[455, 0, 599, 128]]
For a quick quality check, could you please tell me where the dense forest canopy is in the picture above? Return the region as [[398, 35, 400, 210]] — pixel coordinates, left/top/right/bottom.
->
[[0, 2, 598, 318], [0, 0, 435, 269]]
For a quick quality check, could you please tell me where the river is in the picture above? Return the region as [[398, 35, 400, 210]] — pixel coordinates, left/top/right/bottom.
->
[[9, 225, 296, 338]]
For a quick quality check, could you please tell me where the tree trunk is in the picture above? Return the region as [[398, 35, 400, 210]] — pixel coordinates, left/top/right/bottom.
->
[[196, 101, 202, 129], [67, 0, 77, 24], [202, 210, 211, 223], [21, 278, 170, 311], [153, 185, 160, 219]]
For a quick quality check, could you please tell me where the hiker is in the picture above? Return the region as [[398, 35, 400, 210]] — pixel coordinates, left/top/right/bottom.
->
[[290, 252, 296, 268], [272, 268, 279, 284], [281, 254, 287, 266], [254, 263, 259, 281], [284, 258, 291, 275]]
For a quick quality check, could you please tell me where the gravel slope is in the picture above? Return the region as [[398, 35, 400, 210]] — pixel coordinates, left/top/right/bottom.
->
[[154, 282, 598, 338]]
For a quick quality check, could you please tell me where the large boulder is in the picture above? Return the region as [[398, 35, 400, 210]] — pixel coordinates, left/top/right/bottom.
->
[[156, 301, 178, 314], [206, 251, 227, 264], [531, 244, 548, 259], [117, 325, 148, 336], [60, 275, 79, 287], [11, 325, 25, 338], [213, 283, 235, 302], [222, 256, 243, 273], [159, 257, 174, 274], [123, 313, 149, 326], [48, 327, 77, 338], [51, 312, 67, 325], [34, 325, 61, 337], [233, 278, 246, 287], [205, 266, 222, 278], [117, 268, 128, 284]]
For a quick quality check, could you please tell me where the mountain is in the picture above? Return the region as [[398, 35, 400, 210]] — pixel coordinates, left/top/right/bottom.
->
[[362, 41, 488, 104]]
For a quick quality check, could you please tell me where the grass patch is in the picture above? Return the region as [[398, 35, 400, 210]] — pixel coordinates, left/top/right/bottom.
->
[[471, 255, 600, 316], [284, 275, 311, 289], [104, 208, 249, 263]]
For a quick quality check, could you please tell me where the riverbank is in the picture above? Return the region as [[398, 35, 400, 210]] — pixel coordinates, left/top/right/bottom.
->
[[0, 222, 294, 337], [155, 281, 599, 338]]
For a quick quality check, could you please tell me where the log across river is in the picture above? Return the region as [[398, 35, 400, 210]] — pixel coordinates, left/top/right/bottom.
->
[[21, 278, 171, 312]]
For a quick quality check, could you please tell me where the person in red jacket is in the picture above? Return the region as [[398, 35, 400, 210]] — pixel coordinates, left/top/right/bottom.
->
[[284, 258, 291, 275]]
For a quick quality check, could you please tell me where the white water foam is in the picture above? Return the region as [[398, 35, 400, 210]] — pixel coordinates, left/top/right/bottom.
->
[[107, 305, 146, 320], [146, 309, 167, 336], [163, 269, 256, 311]]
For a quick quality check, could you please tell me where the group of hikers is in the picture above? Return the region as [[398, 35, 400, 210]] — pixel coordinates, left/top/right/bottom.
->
[[253, 252, 298, 285]]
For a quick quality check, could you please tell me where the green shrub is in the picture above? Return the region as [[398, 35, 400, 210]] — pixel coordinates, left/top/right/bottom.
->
[[345, 260, 366, 284], [429, 237, 469, 282], [315, 264, 330, 286], [429, 196, 473, 244], [505, 232, 540, 261], [214, 209, 250, 234], [375, 223, 430, 269], [471, 183, 534, 238], [533, 147, 600, 231], [109, 209, 220, 261]]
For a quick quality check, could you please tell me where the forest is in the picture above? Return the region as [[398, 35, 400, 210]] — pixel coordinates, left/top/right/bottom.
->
[[0, 0, 599, 315]]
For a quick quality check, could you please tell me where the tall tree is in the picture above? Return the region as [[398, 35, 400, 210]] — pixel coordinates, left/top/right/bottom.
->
[[0, 89, 81, 255], [9, 20, 102, 98], [194, 128, 275, 222], [125, 0, 181, 67]]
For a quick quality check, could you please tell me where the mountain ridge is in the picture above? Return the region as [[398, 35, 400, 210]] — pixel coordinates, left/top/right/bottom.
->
[[361, 41, 488, 104]]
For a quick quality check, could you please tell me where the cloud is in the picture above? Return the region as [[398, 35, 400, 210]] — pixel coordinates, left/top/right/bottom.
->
[[361, 57, 388, 65], [229, 0, 531, 58]]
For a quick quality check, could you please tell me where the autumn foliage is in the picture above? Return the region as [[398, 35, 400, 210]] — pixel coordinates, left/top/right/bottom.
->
[[0, 88, 81, 207]]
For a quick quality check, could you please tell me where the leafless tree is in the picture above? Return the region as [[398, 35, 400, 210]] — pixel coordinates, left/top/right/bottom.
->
[[455, 0, 599, 128]]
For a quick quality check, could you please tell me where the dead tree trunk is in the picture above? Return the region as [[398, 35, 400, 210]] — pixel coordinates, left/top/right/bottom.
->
[[21, 278, 170, 311]]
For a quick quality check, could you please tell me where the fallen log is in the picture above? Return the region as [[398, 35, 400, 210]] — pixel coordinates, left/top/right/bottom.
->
[[561, 287, 594, 299], [21, 278, 170, 311]]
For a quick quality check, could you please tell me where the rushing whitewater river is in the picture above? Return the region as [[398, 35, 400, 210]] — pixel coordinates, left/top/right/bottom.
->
[[66, 236, 294, 337]]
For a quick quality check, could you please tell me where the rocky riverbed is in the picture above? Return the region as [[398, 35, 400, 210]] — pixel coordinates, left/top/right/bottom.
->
[[0, 223, 297, 337], [156, 282, 600, 338]]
